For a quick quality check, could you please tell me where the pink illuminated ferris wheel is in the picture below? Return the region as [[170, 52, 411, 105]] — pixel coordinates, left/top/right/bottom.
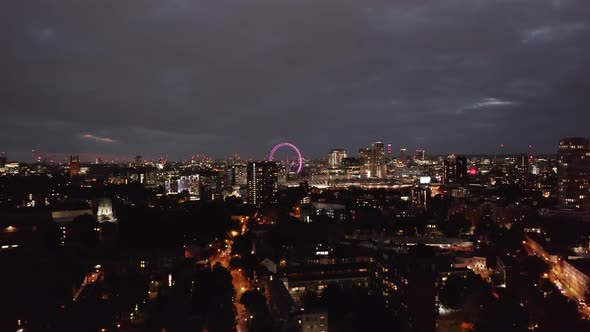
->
[[268, 142, 303, 174]]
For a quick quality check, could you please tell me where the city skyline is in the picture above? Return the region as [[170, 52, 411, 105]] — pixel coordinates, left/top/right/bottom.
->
[[4, 1, 590, 331], [0, 141, 568, 164], [2, 0, 590, 160]]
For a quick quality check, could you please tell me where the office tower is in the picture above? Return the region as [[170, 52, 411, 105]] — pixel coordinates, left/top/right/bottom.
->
[[358, 148, 371, 164], [69, 155, 80, 177], [442, 160, 453, 185], [187, 175, 200, 196], [400, 149, 407, 163], [442, 156, 468, 185], [415, 149, 426, 161], [411, 187, 431, 209], [342, 157, 362, 178], [455, 156, 468, 184], [558, 137, 590, 211], [178, 176, 189, 193], [247, 161, 278, 209], [134, 155, 142, 167], [371, 142, 386, 178], [518, 153, 530, 186], [229, 164, 248, 186], [165, 179, 177, 194], [177, 175, 200, 196], [0, 154, 6, 168], [358, 148, 372, 176], [328, 149, 347, 168]]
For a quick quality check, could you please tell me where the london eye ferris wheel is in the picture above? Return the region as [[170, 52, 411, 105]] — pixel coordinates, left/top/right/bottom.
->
[[268, 142, 303, 174]]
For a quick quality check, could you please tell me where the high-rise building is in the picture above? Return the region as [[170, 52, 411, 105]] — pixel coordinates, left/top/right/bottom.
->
[[165, 178, 177, 194], [247, 161, 278, 209], [328, 149, 347, 168], [0, 154, 6, 168], [69, 155, 80, 177], [358, 148, 371, 164], [455, 156, 468, 184], [415, 149, 426, 161], [442, 155, 468, 185], [358, 148, 372, 177], [342, 157, 362, 178], [370, 142, 386, 178], [178, 175, 200, 196], [134, 155, 142, 167], [229, 164, 248, 186], [518, 153, 530, 186], [558, 137, 590, 211], [442, 160, 452, 185], [400, 149, 407, 163]]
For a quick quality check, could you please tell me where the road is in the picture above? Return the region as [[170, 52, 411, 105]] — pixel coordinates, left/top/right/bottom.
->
[[210, 246, 252, 332], [72, 265, 103, 302], [548, 270, 590, 317], [523, 238, 590, 318]]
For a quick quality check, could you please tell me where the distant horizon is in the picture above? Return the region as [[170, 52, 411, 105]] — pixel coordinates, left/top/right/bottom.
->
[[1, 145, 565, 164]]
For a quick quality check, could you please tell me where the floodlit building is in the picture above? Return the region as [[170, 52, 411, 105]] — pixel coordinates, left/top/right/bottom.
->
[[69, 155, 80, 177], [96, 198, 117, 223], [328, 149, 347, 168]]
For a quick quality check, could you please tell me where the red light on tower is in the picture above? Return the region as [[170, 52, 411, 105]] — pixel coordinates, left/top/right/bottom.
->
[[469, 167, 478, 175]]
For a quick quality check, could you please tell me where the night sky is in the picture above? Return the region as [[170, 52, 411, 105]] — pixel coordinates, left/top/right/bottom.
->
[[2, 0, 590, 161]]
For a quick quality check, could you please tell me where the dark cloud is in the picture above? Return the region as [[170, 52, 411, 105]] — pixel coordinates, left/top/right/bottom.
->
[[1, 0, 589, 161], [82, 134, 117, 143]]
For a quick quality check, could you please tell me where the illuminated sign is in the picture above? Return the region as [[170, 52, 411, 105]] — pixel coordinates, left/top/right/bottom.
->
[[419, 176, 431, 184]]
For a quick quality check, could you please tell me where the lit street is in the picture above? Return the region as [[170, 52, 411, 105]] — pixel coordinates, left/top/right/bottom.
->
[[210, 243, 252, 332]]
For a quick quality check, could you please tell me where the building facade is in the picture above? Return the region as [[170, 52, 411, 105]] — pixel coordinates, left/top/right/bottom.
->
[[558, 137, 590, 211], [328, 149, 347, 168], [247, 161, 278, 209], [442, 155, 468, 185], [69, 155, 80, 177], [370, 142, 386, 178]]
